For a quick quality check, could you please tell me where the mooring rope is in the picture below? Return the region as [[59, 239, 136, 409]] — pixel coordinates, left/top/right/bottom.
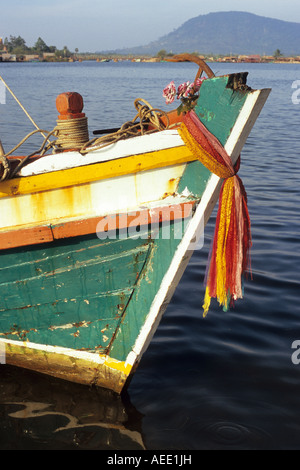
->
[[79, 98, 170, 155], [2, 129, 58, 179], [0, 74, 54, 146], [0, 98, 171, 180], [0, 155, 10, 182], [54, 116, 90, 151]]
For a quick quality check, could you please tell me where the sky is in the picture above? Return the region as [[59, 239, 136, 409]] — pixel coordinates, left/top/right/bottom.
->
[[1, 0, 300, 52]]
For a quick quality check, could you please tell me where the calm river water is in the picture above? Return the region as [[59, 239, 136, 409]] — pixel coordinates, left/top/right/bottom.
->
[[0, 60, 299, 450]]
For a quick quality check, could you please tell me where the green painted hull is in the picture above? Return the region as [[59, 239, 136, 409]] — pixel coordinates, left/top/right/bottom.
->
[[0, 72, 270, 392], [0, 223, 183, 363]]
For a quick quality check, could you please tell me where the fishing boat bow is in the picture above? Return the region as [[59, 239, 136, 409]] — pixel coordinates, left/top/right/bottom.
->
[[0, 57, 271, 393]]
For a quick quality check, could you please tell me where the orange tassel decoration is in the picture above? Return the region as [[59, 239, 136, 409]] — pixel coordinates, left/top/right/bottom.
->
[[178, 111, 252, 316]]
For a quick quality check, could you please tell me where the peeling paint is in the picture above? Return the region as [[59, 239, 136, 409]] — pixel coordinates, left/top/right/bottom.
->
[[0, 324, 38, 340], [49, 323, 74, 331], [0, 158, 186, 232], [49, 320, 91, 331]]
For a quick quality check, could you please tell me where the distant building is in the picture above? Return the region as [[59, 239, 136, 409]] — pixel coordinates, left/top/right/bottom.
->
[[238, 55, 261, 63], [24, 54, 40, 62], [219, 56, 238, 63], [43, 52, 56, 59], [0, 53, 16, 62], [276, 56, 300, 63], [262, 56, 274, 63], [246, 55, 261, 63]]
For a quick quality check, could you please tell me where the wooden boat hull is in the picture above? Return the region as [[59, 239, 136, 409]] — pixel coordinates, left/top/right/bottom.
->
[[0, 73, 271, 393]]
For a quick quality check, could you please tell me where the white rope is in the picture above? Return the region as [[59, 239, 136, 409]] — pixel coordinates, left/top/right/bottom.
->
[[0, 74, 52, 145]]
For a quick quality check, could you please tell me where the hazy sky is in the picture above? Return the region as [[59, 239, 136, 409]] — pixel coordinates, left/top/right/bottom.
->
[[1, 0, 300, 52]]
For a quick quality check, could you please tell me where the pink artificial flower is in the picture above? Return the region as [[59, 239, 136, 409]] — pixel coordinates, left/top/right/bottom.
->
[[193, 77, 206, 92], [186, 82, 196, 95], [177, 81, 191, 99], [163, 81, 177, 104]]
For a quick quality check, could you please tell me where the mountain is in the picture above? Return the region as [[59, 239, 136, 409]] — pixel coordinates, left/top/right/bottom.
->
[[107, 11, 300, 56]]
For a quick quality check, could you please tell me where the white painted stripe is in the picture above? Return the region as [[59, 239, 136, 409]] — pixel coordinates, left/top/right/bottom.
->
[[0, 163, 186, 230], [0, 337, 106, 364], [19, 130, 184, 176]]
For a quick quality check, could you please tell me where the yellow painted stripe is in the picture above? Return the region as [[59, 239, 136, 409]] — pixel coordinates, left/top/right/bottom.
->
[[103, 355, 133, 375], [0, 145, 194, 198]]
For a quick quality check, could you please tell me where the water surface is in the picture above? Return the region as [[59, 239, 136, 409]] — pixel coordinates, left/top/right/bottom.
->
[[0, 61, 299, 450]]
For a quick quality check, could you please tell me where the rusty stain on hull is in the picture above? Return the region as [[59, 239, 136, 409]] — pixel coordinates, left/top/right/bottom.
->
[[0, 164, 186, 232]]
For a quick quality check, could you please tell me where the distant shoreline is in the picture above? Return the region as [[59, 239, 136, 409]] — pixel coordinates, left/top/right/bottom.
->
[[1, 56, 300, 65]]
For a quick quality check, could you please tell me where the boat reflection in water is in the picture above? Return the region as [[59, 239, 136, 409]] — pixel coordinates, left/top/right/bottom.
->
[[0, 365, 145, 450]]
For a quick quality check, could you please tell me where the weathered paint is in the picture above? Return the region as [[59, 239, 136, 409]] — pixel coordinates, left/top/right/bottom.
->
[[1, 339, 130, 393], [0, 143, 193, 200], [0, 73, 271, 392], [0, 233, 152, 351], [0, 200, 196, 250], [0, 218, 187, 391], [0, 163, 187, 231], [195, 75, 250, 146], [19, 129, 185, 177]]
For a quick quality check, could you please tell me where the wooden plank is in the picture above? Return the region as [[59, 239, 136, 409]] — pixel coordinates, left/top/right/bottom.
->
[[0, 144, 194, 199], [52, 203, 195, 239], [0, 339, 130, 393], [0, 232, 151, 352], [19, 129, 185, 176], [0, 202, 195, 250], [0, 163, 187, 231], [0, 225, 54, 250]]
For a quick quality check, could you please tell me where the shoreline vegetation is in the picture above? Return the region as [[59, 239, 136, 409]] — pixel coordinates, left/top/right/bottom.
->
[[1, 36, 300, 64]]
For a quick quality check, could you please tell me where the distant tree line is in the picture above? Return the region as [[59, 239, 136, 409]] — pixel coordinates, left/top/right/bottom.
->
[[2, 35, 75, 59]]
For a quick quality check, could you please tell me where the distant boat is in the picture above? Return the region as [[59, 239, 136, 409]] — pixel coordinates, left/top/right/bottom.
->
[[0, 55, 270, 393]]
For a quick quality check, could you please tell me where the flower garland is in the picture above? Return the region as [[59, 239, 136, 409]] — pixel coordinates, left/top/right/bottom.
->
[[162, 77, 252, 315], [178, 111, 252, 316], [163, 78, 206, 114]]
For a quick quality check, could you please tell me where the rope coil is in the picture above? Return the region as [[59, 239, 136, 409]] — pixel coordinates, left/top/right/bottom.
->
[[0, 99, 170, 180], [54, 117, 89, 151], [80, 99, 170, 154]]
